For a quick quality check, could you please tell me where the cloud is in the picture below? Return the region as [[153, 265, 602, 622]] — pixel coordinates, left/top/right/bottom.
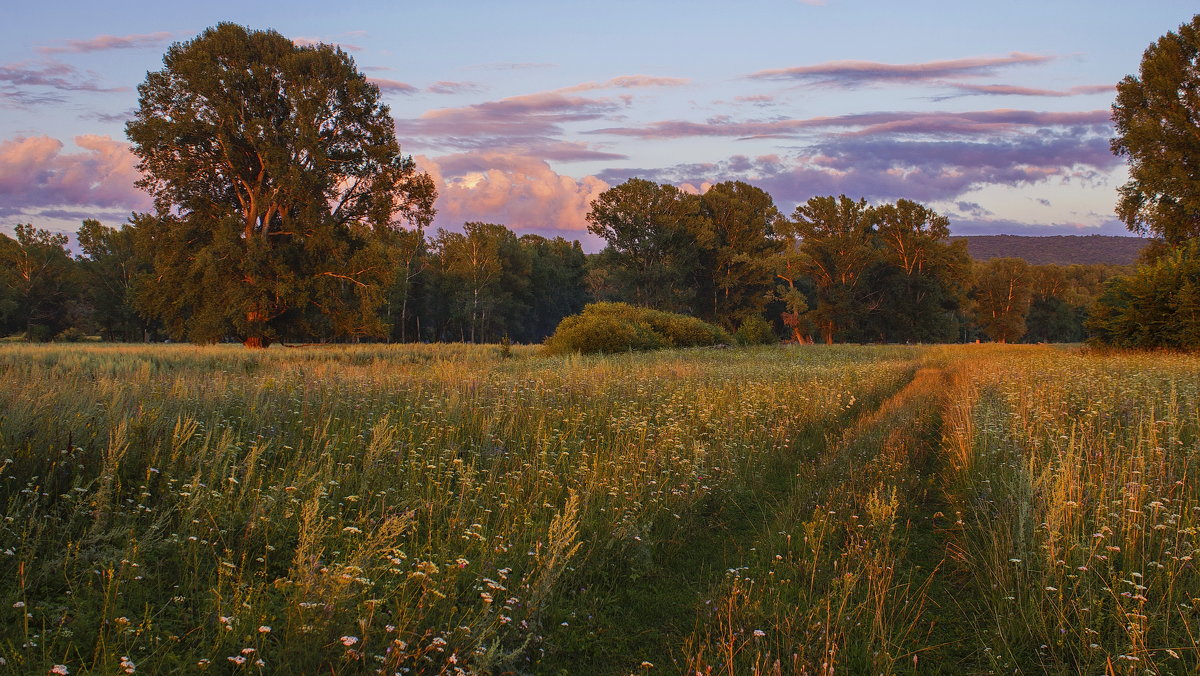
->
[[0, 59, 126, 106], [588, 108, 1112, 140], [947, 216, 1132, 237], [292, 37, 363, 52], [462, 62, 556, 71], [37, 32, 173, 54], [596, 125, 1120, 209], [426, 81, 483, 95], [369, 77, 419, 95], [747, 52, 1053, 88], [394, 76, 686, 155], [933, 83, 1115, 100], [0, 135, 149, 212], [420, 152, 608, 239]]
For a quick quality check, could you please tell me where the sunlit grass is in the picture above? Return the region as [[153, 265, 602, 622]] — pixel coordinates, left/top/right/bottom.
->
[[0, 343, 920, 674]]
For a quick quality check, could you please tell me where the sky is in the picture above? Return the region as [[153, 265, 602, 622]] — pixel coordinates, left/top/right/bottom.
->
[[1, 0, 1196, 250]]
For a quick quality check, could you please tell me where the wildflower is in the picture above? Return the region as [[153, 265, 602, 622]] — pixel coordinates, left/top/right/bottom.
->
[[340, 636, 359, 646], [385, 624, 396, 632], [50, 666, 70, 675], [228, 655, 246, 665], [119, 655, 136, 674], [640, 661, 654, 669], [12, 601, 24, 608], [240, 648, 256, 655], [258, 625, 271, 633], [753, 629, 766, 638]]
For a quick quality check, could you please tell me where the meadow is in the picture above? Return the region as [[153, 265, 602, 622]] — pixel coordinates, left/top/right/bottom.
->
[[0, 343, 1197, 674]]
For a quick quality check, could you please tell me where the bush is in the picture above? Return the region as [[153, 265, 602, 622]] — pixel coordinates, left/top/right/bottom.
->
[[736, 315, 778, 345], [1087, 238, 1200, 349], [544, 302, 732, 354], [54, 326, 89, 343]]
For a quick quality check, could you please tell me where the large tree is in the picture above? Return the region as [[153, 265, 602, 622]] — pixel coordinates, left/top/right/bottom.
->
[[972, 257, 1033, 343], [586, 178, 707, 313], [779, 195, 876, 343], [126, 23, 435, 347], [697, 181, 784, 328], [0, 224, 76, 340], [1111, 14, 1200, 244]]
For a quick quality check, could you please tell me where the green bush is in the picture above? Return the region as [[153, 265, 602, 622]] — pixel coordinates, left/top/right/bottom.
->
[[1087, 238, 1200, 349], [544, 302, 732, 354], [54, 326, 89, 343], [736, 315, 778, 345]]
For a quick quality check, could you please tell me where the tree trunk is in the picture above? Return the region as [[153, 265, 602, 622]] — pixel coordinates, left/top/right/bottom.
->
[[244, 310, 270, 349]]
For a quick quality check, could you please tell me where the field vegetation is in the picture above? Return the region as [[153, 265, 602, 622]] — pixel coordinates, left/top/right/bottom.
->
[[2, 342, 1198, 674]]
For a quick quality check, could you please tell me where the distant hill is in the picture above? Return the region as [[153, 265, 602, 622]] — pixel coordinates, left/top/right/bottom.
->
[[950, 235, 1151, 265]]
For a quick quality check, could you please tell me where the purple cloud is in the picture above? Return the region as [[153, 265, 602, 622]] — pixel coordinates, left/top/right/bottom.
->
[[426, 81, 483, 95], [37, 32, 173, 54], [747, 52, 1054, 88], [933, 83, 1115, 100], [596, 127, 1119, 210], [0, 60, 127, 106], [394, 76, 687, 154], [0, 135, 150, 212], [588, 109, 1111, 141]]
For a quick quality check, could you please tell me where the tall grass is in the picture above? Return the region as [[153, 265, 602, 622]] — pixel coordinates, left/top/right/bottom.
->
[[5, 342, 1196, 674], [0, 343, 918, 674]]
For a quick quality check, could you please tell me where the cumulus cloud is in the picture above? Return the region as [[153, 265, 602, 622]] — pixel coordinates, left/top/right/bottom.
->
[[419, 152, 608, 238], [37, 32, 173, 54], [0, 135, 149, 212], [747, 53, 1054, 87]]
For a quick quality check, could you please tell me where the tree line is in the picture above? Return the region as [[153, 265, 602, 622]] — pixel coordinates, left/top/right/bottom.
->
[[0, 182, 1125, 346]]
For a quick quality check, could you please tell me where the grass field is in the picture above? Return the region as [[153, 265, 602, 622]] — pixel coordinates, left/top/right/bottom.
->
[[1, 343, 1197, 674]]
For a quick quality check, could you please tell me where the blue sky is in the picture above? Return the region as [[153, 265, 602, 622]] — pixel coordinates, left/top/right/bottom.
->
[[2, 1, 1196, 248]]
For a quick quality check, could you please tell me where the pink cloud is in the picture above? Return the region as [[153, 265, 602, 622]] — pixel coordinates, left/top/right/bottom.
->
[[394, 75, 689, 152], [935, 83, 1115, 99], [748, 52, 1053, 87], [0, 135, 149, 212], [369, 77, 419, 95], [420, 152, 608, 236], [37, 32, 173, 54]]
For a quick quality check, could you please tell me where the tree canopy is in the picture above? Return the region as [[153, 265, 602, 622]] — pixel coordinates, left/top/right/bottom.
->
[[1112, 14, 1200, 244], [126, 23, 435, 347]]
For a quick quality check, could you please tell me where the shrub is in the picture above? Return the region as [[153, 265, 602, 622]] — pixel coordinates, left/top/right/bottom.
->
[[54, 326, 89, 343], [1087, 238, 1200, 349], [736, 315, 778, 346], [544, 303, 732, 354]]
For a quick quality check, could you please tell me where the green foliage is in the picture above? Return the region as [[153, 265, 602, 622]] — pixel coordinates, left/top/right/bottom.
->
[[735, 314, 778, 345], [544, 302, 732, 354], [696, 181, 785, 327], [971, 257, 1033, 343], [1112, 14, 1200, 244], [1086, 239, 1200, 348], [585, 178, 707, 313], [126, 23, 436, 347], [0, 224, 76, 340]]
